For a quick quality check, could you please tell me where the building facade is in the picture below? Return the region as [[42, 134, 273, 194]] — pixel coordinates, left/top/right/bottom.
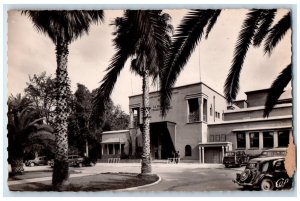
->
[[100, 130, 129, 159], [129, 82, 234, 161], [102, 82, 292, 163]]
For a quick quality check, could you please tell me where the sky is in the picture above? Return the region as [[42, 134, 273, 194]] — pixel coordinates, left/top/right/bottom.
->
[[7, 9, 292, 114]]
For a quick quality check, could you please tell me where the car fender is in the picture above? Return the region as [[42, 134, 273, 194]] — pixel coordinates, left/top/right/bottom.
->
[[253, 173, 273, 186]]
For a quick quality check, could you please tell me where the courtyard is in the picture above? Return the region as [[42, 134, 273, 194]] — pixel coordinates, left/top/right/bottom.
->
[[8, 163, 256, 192]]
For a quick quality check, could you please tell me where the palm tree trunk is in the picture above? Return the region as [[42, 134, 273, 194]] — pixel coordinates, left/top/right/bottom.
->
[[141, 69, 152, 174], [52, 38, 70, 189], [10, 157, 24, 175]]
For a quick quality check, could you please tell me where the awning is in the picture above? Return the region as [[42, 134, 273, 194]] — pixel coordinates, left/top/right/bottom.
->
[[101, 138, 126, 144], [198, 141, 232, 147]]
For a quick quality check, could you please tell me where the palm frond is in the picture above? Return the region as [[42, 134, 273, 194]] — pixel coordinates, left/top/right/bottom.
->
[[92, 11, 137, 120], [253, 9, 277, 47], [224, 9, 262, 103], [205, 9, 221, 39], [264, 11, 291, 54], [160, 9, 220, 116], [22, 10, 104, 43], [264, 64, 292, 117]]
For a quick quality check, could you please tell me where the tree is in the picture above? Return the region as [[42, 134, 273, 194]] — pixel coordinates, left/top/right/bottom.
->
[[23, 11, 104, 188], [93, 10, 172, 174], [224, 9, 291, 117], [159, 9, 221, 116], [102, 100, 129, 131], [25, 72, 56, 125], [71, 84, 93, 156], [7, 94, 54, 175]]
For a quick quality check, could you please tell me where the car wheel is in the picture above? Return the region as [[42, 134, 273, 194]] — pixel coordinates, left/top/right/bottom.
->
[[78, 163, 83, 167], [224, 165, 229, 168], [90, 162, 95, 167], [261, 178, 274, 191], [30, 162, 35, 167]]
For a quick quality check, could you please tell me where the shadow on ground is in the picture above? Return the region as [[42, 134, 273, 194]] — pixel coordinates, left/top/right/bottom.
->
[[9, 173, 159, 191]]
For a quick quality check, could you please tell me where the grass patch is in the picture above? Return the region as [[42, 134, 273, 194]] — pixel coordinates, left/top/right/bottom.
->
[[9, 172, 159, 191]]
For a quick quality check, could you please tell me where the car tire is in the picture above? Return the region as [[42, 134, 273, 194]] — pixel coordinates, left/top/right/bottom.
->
[[90, 162, 95, 167], [225, 165, 229, 168], [261, 178, 274, 191], [30, 162, 35, 167], [78, 163, 83, 167]]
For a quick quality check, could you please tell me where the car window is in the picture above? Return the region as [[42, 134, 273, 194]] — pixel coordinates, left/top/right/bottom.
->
[[274, 160, 285, 171], [262, 162, 269, 172]]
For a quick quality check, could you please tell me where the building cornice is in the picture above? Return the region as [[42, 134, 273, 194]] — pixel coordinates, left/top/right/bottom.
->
[[224, 103, 292, 114], [208, 115, 292, 126]]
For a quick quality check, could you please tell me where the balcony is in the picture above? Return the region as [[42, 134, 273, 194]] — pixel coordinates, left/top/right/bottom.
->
[[189, 112, 200, 123]]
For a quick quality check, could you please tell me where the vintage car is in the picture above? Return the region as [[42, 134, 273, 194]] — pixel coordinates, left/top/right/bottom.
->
[[25, 156, 49, 167], [49, 155, 95, 167], [223, 151, 250, 168], [258, 148, 287, 158], [233, 156, 292, 191]]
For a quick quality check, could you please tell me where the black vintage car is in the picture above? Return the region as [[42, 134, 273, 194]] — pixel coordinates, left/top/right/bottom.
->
[[49, 155, 96, 167], [223, 151, 250, 168], [233, 156, 292, 191]]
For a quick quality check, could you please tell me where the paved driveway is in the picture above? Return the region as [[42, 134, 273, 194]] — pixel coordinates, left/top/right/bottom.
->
[[8, 163, 245, 192], [83, 163, 244, 192]]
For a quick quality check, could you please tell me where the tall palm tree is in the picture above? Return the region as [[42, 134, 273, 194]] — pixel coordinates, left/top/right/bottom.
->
[[7, 94, 54, 175], [23, 11, 104, 188], [93, 10, 172, 174], [224, 9, 291, 117], [159, 9, 221, 116]]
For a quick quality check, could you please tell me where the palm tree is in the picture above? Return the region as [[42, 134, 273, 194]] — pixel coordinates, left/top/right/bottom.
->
[[159, 9, 221, 116], [93, 10, 172, 174], [23, 11, 104, 188], [224, 9, 291, 117], [7, 94, 54, 175]]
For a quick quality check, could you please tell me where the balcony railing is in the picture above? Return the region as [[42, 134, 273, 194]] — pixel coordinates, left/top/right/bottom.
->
[[189, 112, 200, 122]]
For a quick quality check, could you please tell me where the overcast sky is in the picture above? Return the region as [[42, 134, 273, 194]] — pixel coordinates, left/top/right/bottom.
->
[[7, 9, 292, 113]]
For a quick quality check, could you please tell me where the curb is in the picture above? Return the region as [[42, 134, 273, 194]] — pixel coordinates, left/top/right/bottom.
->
[[113, 175, 162, 191]]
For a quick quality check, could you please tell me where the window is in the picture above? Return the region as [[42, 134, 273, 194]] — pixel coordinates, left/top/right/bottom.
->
[[215, 135, 220, 142], [210, 105, 212, 116], [237, 132, 246, 148], [203, 98, 207, 122], [188, 98, 200, 122], [185, 145, 192, 156], [132, 107, 140, 127], [221, 134, 226, 142], [263, 132, 274, 148], [209, 135, 214, 142], [278, 130, 289, 147], [250, 132, 259, 148]]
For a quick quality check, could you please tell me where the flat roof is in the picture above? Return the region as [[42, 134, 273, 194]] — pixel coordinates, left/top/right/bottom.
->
[[128, 82, 227, 100], [245, 88, 270, 94]]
